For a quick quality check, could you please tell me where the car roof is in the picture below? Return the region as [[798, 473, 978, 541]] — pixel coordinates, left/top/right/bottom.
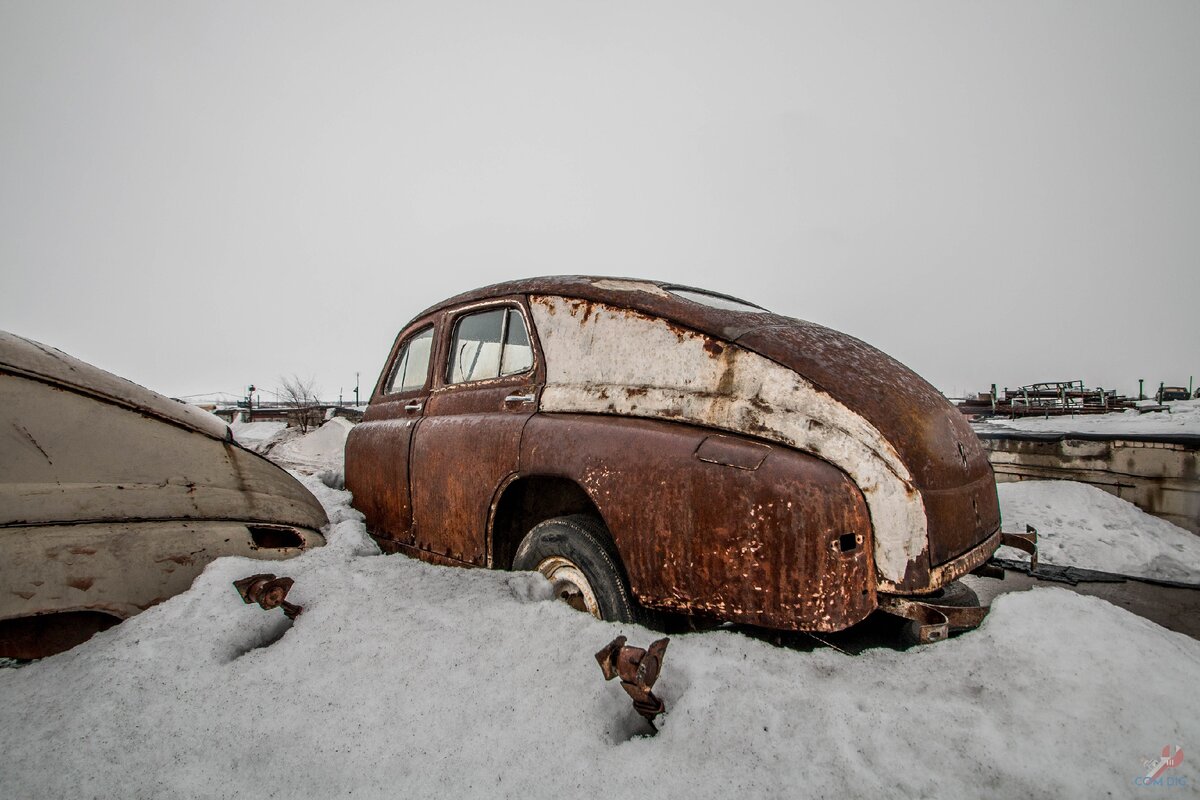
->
[[414, 276, 783, 341]]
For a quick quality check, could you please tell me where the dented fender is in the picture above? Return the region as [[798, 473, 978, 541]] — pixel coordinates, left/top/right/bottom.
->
[[520, 414, 877, 632]]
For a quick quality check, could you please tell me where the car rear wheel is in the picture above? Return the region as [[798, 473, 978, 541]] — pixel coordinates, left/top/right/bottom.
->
[[513, 514, 636, 623]]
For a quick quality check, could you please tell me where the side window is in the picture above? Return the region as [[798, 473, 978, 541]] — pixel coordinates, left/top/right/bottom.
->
[[447, 307, 534, 384], [384, 327, 434, 394]]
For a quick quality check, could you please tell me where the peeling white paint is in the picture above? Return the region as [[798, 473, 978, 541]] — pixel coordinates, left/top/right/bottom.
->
[[529, 295, 928, 583], [589, 279, 670, 297]]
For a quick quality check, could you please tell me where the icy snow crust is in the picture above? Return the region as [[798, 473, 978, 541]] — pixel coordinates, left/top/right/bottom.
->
[[2, 476, 1198, 799], [997, 480, 1200, 582]]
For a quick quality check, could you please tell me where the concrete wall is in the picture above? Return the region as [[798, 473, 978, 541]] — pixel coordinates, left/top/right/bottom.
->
[[976, 432, 1200, 534]]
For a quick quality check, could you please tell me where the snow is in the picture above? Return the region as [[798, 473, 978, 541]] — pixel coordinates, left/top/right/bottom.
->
[[2, 473, 1199, 798], [230, 417, 352, 473], [980, 398, 1200, 436], [996, 480, 1200, 583], [229, 418, 289, 451], [264, 417, 353, 472]]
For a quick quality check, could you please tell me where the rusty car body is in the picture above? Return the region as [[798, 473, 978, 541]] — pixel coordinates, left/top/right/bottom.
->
[[0, 331, 327, 658], [345, 277, 1002, 636]]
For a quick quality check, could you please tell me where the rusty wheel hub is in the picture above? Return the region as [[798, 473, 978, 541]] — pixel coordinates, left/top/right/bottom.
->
[[536, 556, 600, 618]]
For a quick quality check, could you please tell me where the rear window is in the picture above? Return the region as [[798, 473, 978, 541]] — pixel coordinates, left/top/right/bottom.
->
[[666, 287, 768, 313]]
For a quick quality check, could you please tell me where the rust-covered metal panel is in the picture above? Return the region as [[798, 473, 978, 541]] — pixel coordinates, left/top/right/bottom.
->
[[527, 294, 929, 590], [346, 312, 443, 546], [735, 323, 999, 582], [408, 298, 542, 565], [521, 414, 876, 632], [345, 411, 421, 545], [409, 397, 529, 565]]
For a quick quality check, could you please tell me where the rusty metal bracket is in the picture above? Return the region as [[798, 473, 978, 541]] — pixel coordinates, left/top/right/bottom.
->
[[877, 597, 950, 644], [1000, 524, 1039, 572], [877, 595, 990, 645], [233, 573, 303, 619], [596, 636, 669, 732]]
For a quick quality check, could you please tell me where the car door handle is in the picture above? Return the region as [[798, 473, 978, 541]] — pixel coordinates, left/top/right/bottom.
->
[[504, 393, 535, 405], [404, 401, 423, 412]]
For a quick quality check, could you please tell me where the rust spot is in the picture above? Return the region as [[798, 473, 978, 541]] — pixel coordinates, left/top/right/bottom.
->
[[69, 546, 97, 556], [717, 364, 735, 396], [68, 577, 94, 592], [624, 386, 648, 398], [703, 339, 725, 357]]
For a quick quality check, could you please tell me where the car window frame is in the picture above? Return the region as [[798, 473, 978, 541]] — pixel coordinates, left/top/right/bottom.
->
[[438, 300, 540, 390], [375, 319, 439, 400]]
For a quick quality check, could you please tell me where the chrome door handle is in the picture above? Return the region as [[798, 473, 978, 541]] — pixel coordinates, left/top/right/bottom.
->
[[504, 393, 535, 404], [404, 401, 423, 412]]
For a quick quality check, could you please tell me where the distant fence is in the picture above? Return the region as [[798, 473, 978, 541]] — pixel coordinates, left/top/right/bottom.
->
[[211, 405, 363, 426]]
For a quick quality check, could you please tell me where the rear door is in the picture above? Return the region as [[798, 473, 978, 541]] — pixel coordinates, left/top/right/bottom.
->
[[345, 319, 438, 547], [409, 298, 542, 565]]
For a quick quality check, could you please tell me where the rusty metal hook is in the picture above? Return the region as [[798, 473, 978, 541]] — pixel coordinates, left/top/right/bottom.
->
[[596, 636, 669, 732], [232, 573, 303, 619]]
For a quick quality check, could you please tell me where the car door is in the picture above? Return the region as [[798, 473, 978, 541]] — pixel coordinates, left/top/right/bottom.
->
[[344, 318, 438, 548], [409, 298, 542, 565]]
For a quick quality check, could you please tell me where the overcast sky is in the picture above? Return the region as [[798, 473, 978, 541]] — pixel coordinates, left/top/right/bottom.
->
[[2, 1, 1197, 403]]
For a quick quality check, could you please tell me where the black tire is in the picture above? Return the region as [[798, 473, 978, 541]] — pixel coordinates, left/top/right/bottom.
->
[[927, 580, 980, 611], [513, 514, 637, 624]]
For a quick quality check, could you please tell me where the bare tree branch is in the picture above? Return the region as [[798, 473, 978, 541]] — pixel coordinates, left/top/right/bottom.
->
[[277, 374, 322, 433]]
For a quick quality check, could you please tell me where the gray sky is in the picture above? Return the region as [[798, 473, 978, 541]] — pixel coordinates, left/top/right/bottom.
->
[[2, 1, 1197, 402]]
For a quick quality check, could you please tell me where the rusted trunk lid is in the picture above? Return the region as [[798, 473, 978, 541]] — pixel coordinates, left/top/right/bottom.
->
[[734, 323, 999, 568]]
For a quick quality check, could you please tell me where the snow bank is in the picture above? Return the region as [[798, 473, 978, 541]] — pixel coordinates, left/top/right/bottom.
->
[[1, 477, 1196, 799], [997, 480, 1200, 583], [982, 398, 1200, 436], [229, 419, 289, 453], [263, 417, 354, 472]]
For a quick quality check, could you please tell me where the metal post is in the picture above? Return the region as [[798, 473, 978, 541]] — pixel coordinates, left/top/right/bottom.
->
[[1138, 379, 1144, 401]]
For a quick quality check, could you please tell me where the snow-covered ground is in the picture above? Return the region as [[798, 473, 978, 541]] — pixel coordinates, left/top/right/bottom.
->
[[981, 398, 1200, 436], [4, 421, 1199, 797], [1, 472, 1197, 799], [997, 481, 1200, 583]]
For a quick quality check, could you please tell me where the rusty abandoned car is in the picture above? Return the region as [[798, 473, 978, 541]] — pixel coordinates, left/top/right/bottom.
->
[[346, 277, 1016, 642], [0, 331, 327, 659]]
